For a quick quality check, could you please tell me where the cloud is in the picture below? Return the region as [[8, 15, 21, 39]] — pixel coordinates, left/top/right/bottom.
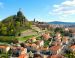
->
[[50, 0, 75, 18], [62, 0, 75, 6], [0, 2, 4, 8]]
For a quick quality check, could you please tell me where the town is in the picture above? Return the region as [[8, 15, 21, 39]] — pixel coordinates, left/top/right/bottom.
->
[[0, 18, 75, 58], [0, 0, 75, 58]]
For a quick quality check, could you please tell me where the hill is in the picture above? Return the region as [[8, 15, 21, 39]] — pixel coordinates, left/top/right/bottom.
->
[[0, 10, 32, 36], [48, 21, 75, 25]]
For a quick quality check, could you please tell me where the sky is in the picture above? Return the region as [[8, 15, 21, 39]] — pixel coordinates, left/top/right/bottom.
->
[[0, 0, 75, 22]]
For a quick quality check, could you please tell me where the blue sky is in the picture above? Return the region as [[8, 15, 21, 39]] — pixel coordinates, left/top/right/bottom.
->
[[0, 0, 75, 22]]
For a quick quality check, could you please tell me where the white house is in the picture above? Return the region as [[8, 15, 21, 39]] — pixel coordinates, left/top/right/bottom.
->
[[0, 45, 10, 53], [39, 40, 44, 47]]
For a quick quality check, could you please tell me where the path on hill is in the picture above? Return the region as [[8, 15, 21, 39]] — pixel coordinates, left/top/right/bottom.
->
[[21, 29, 38, 37]]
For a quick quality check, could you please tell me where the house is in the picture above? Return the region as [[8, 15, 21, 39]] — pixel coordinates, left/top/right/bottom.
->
[[56, 32, 61, 37], [33, 54, 43, 58], [36, 40, 44, 47], [55, 32, 62, 42], [36, 45, 39, 49], [41, 47, 49, 51], [11, 46, 27, 57], [43, 55, 48, 58], [64, 28, 69, 31], [18, 54, 28, 58], [70, 45, 75, 52], [49, 45, 61, 55], [40, 40, 44, 47], [42, 33, 51, 40], [0, 45, 10, 53], [52, 41, 61, 46], [25, 43, 32, 47], [18, 47, 28, 58], [25, 43, 37, 48], [31, 43, 37, 48], [47, 54, 64, 58], [62, 36, 69, 44], [30, 37, 36, 42], [20, 47, 27, 54]]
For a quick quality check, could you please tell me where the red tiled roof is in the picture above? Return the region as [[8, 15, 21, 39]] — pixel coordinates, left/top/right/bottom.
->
[[63, 36, 69, 43], [31, 43, 36, 47], [42, 33, 50, 40], [18, 54, 28, 58], [0, 45, 8, 49], [52, 41, 61, 46], [47, 54, 64, 58], [50, 46, 61, 51], [70, 45, 75, 49]]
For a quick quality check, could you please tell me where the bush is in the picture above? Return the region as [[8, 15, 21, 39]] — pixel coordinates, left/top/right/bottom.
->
[[0, 36, 17, 43]]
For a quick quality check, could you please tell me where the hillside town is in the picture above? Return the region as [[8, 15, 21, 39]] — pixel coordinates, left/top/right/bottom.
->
[[1, 0, 75, 58], [0, 26, 75, 58]]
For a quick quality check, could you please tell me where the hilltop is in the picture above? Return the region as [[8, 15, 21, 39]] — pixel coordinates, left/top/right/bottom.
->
[[0, 10, 32, 36]]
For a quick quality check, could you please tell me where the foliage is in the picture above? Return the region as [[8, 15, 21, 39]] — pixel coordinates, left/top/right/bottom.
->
[[54, 27, 73, 37], [0, 36, 17, 43], [54, 27, 64, 33], [0, 10, 32, 36], [19, 35, 36, 42], [0, 53, 9, 58], [64, 52, 75, 58], [44, 40, 50, 47]]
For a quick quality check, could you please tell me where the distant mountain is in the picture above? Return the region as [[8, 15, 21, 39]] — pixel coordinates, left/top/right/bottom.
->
[[48, 21, 75, 25]]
